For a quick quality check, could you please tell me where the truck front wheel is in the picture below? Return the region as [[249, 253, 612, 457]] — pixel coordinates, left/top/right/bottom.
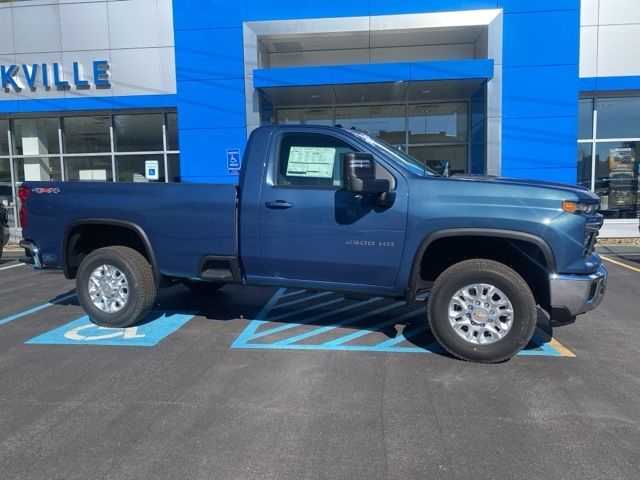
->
[[76, 246, 157, 328], [427, 259, 537, 363]]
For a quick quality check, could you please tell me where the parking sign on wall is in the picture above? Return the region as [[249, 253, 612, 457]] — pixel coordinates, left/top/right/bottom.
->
[[227, 149, 241, 175]]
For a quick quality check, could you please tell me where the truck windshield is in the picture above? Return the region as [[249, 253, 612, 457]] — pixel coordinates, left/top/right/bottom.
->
[[350, 131, 439, 177]]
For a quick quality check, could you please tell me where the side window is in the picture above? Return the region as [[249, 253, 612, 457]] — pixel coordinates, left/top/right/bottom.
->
[[276, 133, 355, 187]]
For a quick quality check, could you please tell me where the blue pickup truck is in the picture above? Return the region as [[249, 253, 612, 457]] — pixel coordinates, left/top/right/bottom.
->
[[19, 125, 607, 362]]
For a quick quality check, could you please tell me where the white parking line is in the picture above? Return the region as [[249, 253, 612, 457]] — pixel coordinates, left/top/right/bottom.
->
[[0, 262, 25, 271]]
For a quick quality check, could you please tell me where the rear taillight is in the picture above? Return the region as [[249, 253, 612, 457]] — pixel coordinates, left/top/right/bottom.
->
[[18, 186, 30, 228]]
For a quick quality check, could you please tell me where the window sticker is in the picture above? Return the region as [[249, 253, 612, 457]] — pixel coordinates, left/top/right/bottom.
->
[[286, 146, 336, 178]]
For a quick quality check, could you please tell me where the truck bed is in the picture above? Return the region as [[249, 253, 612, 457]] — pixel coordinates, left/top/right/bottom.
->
[[22, 181, 238, 279]]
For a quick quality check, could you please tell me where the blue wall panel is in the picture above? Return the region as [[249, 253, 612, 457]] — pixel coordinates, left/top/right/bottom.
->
[[175, 27, 244, 81], [1, 95, 178, 114], [580, 75, 640, 92], [254, 66, 334, 88], [173, 0, 247, 30], [172, 0, 582, 184], [502, 116, 577, 183], [179, 127, 247, 183], [500, 3, 580, 183], [176, 79, 246, 130], [370, 1, 497, 16], [503, 10, 579, 67], [253, 60, 494, 88], [497, 0, 579, 13], [502, 65, 578, 119], [245, 0, 370, 21]]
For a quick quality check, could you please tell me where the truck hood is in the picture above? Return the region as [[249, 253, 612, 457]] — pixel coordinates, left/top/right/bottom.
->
[[448, 175, 598, 201]]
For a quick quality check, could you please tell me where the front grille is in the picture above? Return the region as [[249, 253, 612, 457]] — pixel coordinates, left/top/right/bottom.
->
[[583, 228, 599, 258]]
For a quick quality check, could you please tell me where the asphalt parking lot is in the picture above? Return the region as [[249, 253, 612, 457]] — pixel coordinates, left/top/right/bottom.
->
[[0, 251, 639, 480]]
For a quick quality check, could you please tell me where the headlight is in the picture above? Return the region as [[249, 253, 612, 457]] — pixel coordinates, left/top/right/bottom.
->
[[561, 201, 600, 214]]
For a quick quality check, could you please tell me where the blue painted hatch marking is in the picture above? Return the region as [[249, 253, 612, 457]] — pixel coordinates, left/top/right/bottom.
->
[[231, 289, 572, 356], [26, 311, 196, 347]]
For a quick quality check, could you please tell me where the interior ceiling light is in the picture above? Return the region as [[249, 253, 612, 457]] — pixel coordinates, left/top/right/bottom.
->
[[311, 94, 320, 99], [421, 89, 431, 94]]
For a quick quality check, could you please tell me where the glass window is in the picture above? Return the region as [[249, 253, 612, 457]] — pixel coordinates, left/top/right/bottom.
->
[[577, 143, 592, 189], [276, 133, 354, 187], [408, 145, 468, 176], [113, 114, 163, 152], [13, 157, 62, 182], [276, 108, 333, 126], [578, 99, 593, 140], [0, 158, 14, 226], [596, 97, 640, 139], [0, 119, 9, 155], [167, 153, 180, 182], [335, 105, 406, 147], [63, 116, 111, 153], [64, 156, 113, 182], [12, 118, 60, 155], [166, 113, 179, 151], [0, 158, 12, 200], [115, 154, 166, 182], [408, 102, 468, 144], [594, 141, 638, 219]]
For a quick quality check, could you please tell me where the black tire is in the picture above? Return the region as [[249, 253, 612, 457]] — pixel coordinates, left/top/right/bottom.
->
[[182, 279, 225, 293], [427, 259, 537, 363], [76, 246, 157, 328]]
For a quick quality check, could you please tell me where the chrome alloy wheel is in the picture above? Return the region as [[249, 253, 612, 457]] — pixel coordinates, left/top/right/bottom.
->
[[447, 283, 514, 345], [88, 264, 130, 313]]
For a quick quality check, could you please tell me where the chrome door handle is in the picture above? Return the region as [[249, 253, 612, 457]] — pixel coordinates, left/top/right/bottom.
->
[[265, 200, 293, 209]]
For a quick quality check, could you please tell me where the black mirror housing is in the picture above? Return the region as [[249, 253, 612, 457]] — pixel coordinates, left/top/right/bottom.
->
[[342, 152, 390, 194]]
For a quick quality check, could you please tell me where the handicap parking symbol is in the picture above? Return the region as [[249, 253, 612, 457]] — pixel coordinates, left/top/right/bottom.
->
[[227, 148, 241, 176], [26, 312, 196, 347]]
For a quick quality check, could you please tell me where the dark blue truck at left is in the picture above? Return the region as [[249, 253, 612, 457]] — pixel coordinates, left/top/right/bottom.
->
[[19, 125, 607, 363]]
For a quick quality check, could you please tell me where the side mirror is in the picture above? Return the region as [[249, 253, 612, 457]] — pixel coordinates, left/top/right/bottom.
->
[[342, 152, 390, 194]]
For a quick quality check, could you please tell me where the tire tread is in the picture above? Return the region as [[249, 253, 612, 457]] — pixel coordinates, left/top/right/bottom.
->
[[427, 259, 537, 363], [76, 246, 156, 328]]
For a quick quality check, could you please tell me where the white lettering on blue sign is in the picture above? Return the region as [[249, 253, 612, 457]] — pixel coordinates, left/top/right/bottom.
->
[[1, 60, 110, 92], [227, 148, 241, 175], [145, 160, 160, 181]]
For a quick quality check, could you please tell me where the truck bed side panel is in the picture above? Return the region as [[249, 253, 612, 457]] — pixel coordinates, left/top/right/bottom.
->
[[22, 182, 237, 278]]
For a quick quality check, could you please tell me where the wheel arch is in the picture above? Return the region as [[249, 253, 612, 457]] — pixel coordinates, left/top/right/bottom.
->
[[406, 228, 556, 307], [63, 219, 160, 284]]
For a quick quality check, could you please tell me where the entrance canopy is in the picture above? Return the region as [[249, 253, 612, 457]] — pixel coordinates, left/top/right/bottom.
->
[[256, 78, 487, 107], [253, 59, 493, 106]]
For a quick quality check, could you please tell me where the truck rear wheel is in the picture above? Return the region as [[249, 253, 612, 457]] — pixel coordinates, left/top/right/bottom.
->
[[427, 259, 537, 363], [76, 246, 157, 328]]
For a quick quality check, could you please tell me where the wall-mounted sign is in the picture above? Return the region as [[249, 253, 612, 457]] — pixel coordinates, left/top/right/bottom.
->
[[1, 60, 110, 93], [145, 160, 160, 181], [227, 148, 241, 175]]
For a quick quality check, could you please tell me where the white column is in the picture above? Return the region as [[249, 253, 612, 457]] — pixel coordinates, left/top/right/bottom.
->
[[21, 120, 52, 181]]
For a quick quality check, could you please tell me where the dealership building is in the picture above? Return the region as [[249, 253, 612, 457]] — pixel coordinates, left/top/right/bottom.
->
[[1, 0, 639, 237]]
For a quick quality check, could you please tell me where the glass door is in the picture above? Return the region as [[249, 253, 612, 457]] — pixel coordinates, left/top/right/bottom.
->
[[407, 102, 469, 176]]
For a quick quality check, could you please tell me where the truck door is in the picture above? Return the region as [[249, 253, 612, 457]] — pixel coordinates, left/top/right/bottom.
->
[[257, 130, 408, 289]]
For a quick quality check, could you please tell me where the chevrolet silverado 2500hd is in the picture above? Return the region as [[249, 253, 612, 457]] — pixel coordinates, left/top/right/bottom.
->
[[18, 125, 607, 362]]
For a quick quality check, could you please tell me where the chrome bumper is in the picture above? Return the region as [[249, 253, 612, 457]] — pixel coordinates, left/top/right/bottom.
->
[[549, 264, 608, 316], [19, 239, 43, 269]]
